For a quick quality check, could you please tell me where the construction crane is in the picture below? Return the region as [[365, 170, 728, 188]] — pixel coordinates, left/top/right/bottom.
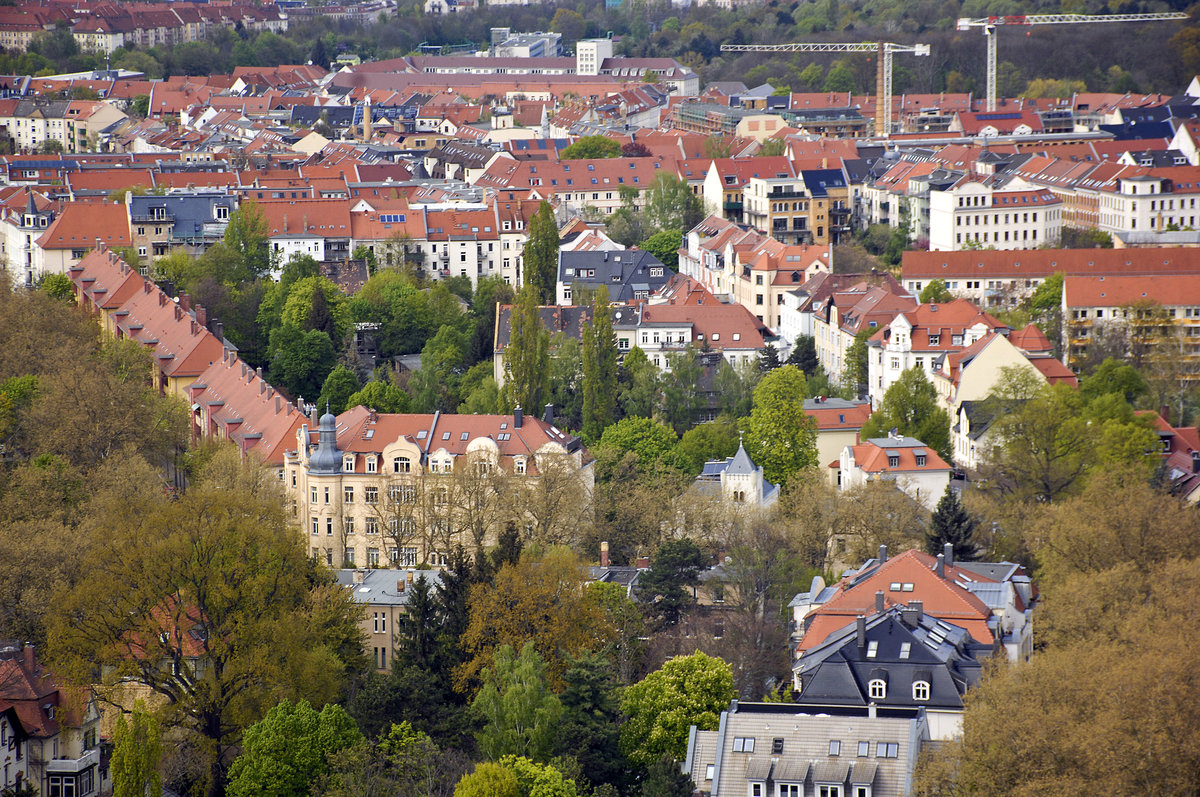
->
[[720, 41, 930, 137], [955, 13, 1189, 112]]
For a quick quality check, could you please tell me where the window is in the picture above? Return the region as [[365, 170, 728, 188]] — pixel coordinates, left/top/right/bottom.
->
[[780, 786, 801, 797], [366, 457, 377, 474], [344, 457, 354, 472], [324, 487, 331, 504], [48, 775, 77, 797], [888, 455, 899, 468], [364, 487, 378, 504], [365, 517, 379, 535], [368, 547, 380, 567], [868, 678, 887, 699], [515, 458, 527, 475], [928, 334, 940, 346], [915, 454, 926, 467], [311, 516, 319, 535], [344, 517, 354, 536], [326, 518, 334, 536], [818, 787, 841, 797], [866, 640, 878, 658], [876, 742, 899, 758], [399, 546, 418, 566], [732, 736, 755, 753], [857, 741, 870, 757], [344, 547, 355, 566], [751, 785, 763, 797], [772, 737, 784, 754], [913, 680, 930, 701], [394, 456, 411, 473], [373, 611, 387, 633], [344, 487, 355, 503], [829, 740, 841, 756], [311, 487, 318, 504], [705, 764, 714, 781]]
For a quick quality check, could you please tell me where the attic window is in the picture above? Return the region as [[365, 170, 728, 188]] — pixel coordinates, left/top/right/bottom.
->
[[868, 679, 887, 700], [889, 582, 902, 591], [866, 640, 878, 658], [902, 583, 914, 592], [416, 430, 428, 439], [442, 432, 451, 440], [461, 432, 469, 440], [899, 642, 911, 659], [712, 333, 720, 341]]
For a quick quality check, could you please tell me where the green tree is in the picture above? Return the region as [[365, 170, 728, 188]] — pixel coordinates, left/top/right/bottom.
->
[[619, 652, 735, 768], [502, 288, 550, 413], [673, 417, 739, 475], [223, 198, 271, 281], [345, 376, 410, 414], [617, 346, 660, 419], [281, 276, 351, 342], [822, 62, 857, 92], [926, 483, 978, 561], [644, 173, 704, 236], [581, 286, 618, 441], [842, 327, 874, 396], [317, 366, 360, 415], [918, 279, 953, 303], [560, 136, 621, 159], [1030, 272, 1064, 312], [636, 538, 707, 630], [112, 700, 162, 797], [860, 367, 952, 462], [556, 653, 628, 790], [473, 642, 563, 762], [598, 416, 677, 472], [226, 700, 361, 797], [660, 346, 704, 434], [743, 365, 818, 485], [641, 756, 694, 797], [37, 273, 75, 304], [49, 453, 365, 797], [267, 326, 336, 401], [639, 230, 682, 270], [455, 763, 520, 797], [1080, 357, 1148, 404], [523, 201, 559, 305], [787, 334, 818, 374]]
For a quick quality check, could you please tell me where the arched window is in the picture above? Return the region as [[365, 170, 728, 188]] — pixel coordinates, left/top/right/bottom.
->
[[912, 680, 930, 701], [868, 679, 887, 700], [393, 456, 411, 474]]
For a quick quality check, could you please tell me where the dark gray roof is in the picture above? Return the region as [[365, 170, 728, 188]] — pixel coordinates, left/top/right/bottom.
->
[[557, 249, 673, 303], [336, 568, 444, 606], [793, 608, 987, 711]]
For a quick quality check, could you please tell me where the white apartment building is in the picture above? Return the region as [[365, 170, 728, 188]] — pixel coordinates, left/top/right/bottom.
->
[[928, 181, 1062, 251]]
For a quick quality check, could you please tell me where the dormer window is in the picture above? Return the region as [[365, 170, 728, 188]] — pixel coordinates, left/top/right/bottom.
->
[[928, 334, 940, 346], [868, 678, 887, 700], [394, 456, 411, 474], [888, 455, 900, 468], [515, 457, 527, 475], [366, 456, 377, 474], [343, 457, 354, 472], [912, 680, 930, 701]]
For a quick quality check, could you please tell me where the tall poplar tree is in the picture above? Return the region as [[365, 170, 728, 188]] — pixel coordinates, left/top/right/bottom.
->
[[112, 700, 162, 797], [523, 201, 560, 305], [502, 287, 550, 413], [581, 286, 618, 440]]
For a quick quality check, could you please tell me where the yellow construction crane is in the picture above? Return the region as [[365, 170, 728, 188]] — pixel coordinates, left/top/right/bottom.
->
[[955, 13, 1189, 112], [720, 41, 931, 137]]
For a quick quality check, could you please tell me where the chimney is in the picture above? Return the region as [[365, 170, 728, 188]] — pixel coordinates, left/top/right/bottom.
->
[[1192, 451, 1200, 474], [542, 404, 554, 425], [513, 405, 523, 428], [943, 542, 954, 568], [407, 570, 415, 584], [878, 544, 887, 564], [213, 320, 224, 341], [936, 553, 945, 578], [600, 541, 610, 568], [856, 616, 866, 649], [1161, 405, 1170, 422], [875, 590, 885, 613], [23, 643, 34, 670], [635, 556, 650, 569], [352, 570, 365, 584], [196, 305, 207, 327], [397, 578, 405, 592], [903, 600, 924, 627]]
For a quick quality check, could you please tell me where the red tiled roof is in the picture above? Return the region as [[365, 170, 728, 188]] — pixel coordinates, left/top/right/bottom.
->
[[37, 203, 130, 249]]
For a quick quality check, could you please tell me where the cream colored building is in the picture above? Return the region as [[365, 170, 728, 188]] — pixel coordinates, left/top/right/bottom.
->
[[337, 568, 443, 672], [286, 406, 592, 569]]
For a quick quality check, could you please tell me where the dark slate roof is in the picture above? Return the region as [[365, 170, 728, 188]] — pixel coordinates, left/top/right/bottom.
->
[[557, 249, 673, 303], [956, 400, 1003, 441], [129, 193, 236, 243], [494, 305, 592, 350], [801, 168, 848, 197], [793, 607, 988, 711]]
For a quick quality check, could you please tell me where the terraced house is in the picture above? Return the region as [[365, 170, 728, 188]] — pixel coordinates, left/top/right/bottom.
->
[[286, 406, 592, 569]]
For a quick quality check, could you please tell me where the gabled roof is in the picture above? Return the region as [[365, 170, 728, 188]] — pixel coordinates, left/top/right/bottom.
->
[[846, 436, 951, 476], [37, 202, 130, 249]]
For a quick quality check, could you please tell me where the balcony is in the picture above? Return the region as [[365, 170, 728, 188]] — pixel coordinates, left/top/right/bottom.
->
[[45, 748, 100, 774], [723, 201, 743, 211], [131, 212, 174, 224]]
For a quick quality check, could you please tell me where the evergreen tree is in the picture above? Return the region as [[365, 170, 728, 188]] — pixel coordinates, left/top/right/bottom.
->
[[502, 288, 550, 413], [641, 756, 694, 797], [112, 700, 161, 797], [396, 575, 438, 670], [491, 523, 523, 572], [556, 654, 628, 793], [926, 484, 979, 562], [436, 546, 476, 668], [787, 334, 819, 375], [523, 201, 560, 305], [636, 539, 707, 630], [757, 344, 782, 373], [581, 286, 618, 441]]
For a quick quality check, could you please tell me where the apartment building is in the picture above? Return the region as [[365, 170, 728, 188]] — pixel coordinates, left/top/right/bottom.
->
[[744, 170, 853, 246], [928, 181, 1062, 251]]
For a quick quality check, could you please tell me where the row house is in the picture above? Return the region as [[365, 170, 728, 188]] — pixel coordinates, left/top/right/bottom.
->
[[1062, 273, 1200, 379], [743, 169, 853, 246], [837, 433, 952, 514], [927, 179, 1062, 251], [34, 202, 131, 281], [867, 299, 1008, 405], [0, 188, 56, 288], [811, 282, 917, 388], [701, 156, 797, 226], [0, 99, 127, 154], [473, 156, 674, 217], [287, 405, 590, 568], [69, 247, 308, 468], [678, 215, 833, 333], [931, 326, 1076, 415], [777, 270, 906, 350]]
